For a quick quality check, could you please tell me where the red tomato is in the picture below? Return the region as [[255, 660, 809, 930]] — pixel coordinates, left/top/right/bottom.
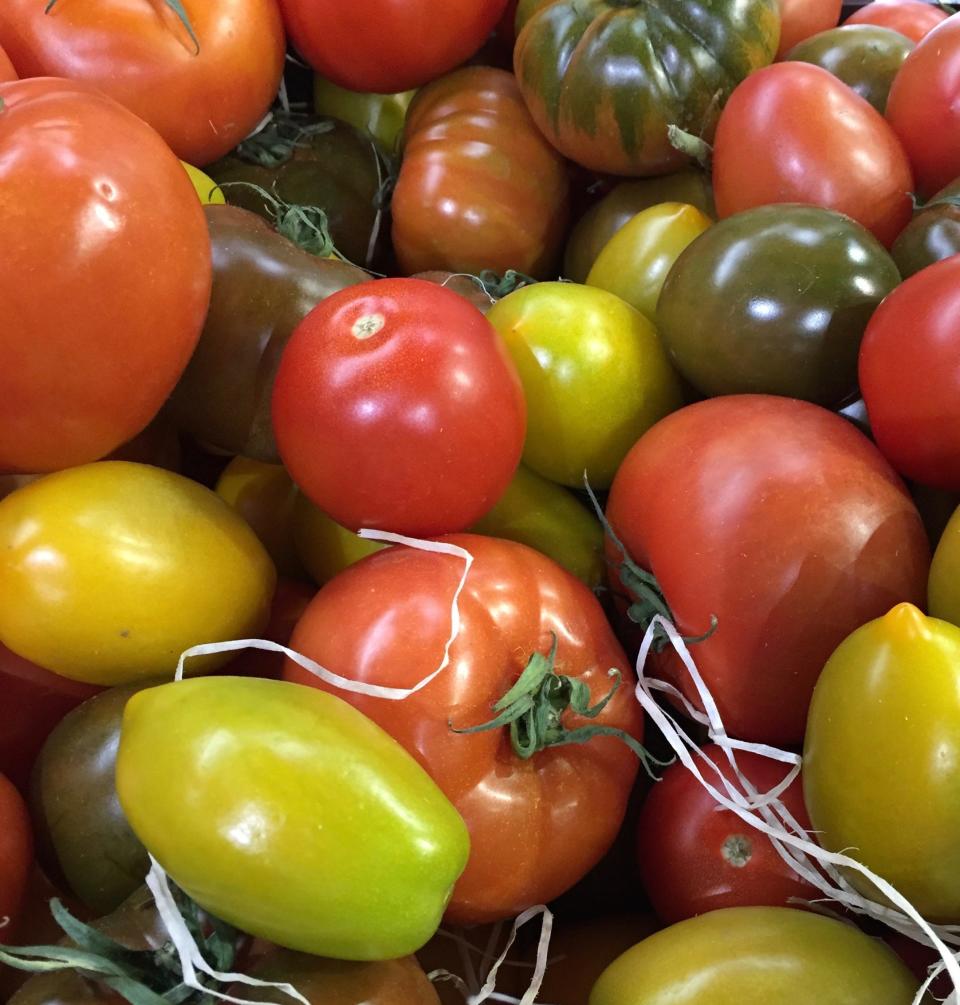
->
[[845, 0, 949, 43], [0, 0, 284, 166], [887, 15, 960, 198], [276, 0, 509, 92], [713, 62, 914, 247], [0, 772, 32, 944], [0, 79, 212, 474], [637, 745, 816, 924], [283, 535, 642, 924], [605, 396, 930, 745], [272, 279, 526, 537], [859, 257, 960, 491], [777, 0, 843, 56], [225, 578, 316, 680], [0, 43, 15, 82]]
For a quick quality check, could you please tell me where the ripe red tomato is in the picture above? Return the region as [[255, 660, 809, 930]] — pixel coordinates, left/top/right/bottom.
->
[[637, 745, 816, 924], [283, 535, 642, 924], [777, 0, 842, 56], [0, 79, 212, 474], [0, 43, 15, 81], [845, 0, 949, 43], [0, 0, 285, 166], [0, 772, 32, 944], [713, 62, 914, 247], [272, 279, 526, 537], [859, 257, 960, 491], [276, 0, 509, 92], [887, 15, 960, 198]]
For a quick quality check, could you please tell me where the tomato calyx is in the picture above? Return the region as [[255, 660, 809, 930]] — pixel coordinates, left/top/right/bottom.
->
[[666, 125, 714, 173], [235, 114, 336, 169], [44, 0, 200, 54]]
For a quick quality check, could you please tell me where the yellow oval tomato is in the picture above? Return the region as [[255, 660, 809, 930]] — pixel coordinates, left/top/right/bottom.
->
[[928, 503, 960, 624], [293, 494, 386, 585], [181, 161, 225, 205], [0, 462, 275, 685], [586, 203, 713, 322], [313, 77, 416, 153], [487, 283, 683, 489]]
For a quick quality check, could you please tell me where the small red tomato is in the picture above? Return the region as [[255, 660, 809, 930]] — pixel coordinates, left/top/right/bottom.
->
[[777, 0, 843, 56], [0, 772, 32, 943], [845, 0, 949, 43]]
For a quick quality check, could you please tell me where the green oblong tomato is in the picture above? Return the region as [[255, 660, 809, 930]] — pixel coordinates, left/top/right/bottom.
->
[[929, 504, 960, 625], [116, 677, 470, 960], [892, 178, 960, 278], [804, 604, 960, 922], [589, 907, 920, 1004], [487, 283, 683, 489], [313, 77, 415, 153]]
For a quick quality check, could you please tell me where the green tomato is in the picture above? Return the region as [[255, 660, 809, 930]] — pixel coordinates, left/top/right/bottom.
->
[[313, 76, 415, 153], [487, 283, 683, 489], [929, 503, 960, 622], [116, 677, 470, 959]]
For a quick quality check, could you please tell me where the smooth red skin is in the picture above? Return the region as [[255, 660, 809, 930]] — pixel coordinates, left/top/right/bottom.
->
[[283, 534, 642, 924], [0, 44, 15, 81], [713, 62, 914, 247], [276, 0, 509, 92], [0, 773, 32, 943], [859, 257, 960, 491], [272, 278, 526, 537], [0, 0, 285, 166], [0, 79, 212, 473], [777, 0, 842, 57], [637, 745, 816, 925], [605, 396, 930, 745], [887, 16, 960, 198], [845, 1, 949, 43]]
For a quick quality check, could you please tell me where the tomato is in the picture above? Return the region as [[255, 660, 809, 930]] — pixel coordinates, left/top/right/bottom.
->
[[804, 604, 960, 921], [293, 496, 387, 585], [313, 78, 416, 154], [117, 676, 469, 958], [277, 0, 508, 92], [486, 283, 683, 489], [0, 79, 211, 474], [606, 396, 930, 745], [586, 203, 712, 323], [928, 504, 960, 626], [392, 67, 569, 279], [0, 773, 31, 944], [181, 161, 224, 205], [0, 0, 284, 167], [656, 205, 900, 406], [845, 0, 949, 43], [0, 43, 15, 81], [0, 462, 276, 685], [273, 279, 526, 537], [589, 907, 920, 1004], [887, 16, 960, 198], [892, 177, 960, 278], [859, 257, 960, 491], [514, 0, 779, 176], [284, 535, 642, 924], [776, 0, 842, 56]]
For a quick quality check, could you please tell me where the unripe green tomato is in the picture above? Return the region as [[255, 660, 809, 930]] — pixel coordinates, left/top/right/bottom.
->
[[313, 77, 415, 153]]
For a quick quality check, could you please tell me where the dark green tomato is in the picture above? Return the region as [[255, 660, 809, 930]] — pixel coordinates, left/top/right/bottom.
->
[[891, 178, 960, 279], [166, 206, 368, 461], [657, 205, 900, 406], [786, 25, 914, 113], [514, 0, 780, 177]]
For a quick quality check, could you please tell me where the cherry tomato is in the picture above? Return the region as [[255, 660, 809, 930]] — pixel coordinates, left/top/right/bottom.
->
[[845, 0, 949, 43], [776, 0, 842, 56], [0, 772, 32, 944]]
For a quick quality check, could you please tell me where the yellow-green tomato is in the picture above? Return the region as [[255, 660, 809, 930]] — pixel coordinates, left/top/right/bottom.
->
[[586, 203, 713, 322], [928, 503, 960, 624], [181, 161, 225, 205], [293, 493, 386, 585], [487, 283, 683, 489], [116, 676, 470, 960], [589, 907, 920, 1005], [313, 76, 416, 152], [804, 603, 960, 922], [0, 462, 275, 685]]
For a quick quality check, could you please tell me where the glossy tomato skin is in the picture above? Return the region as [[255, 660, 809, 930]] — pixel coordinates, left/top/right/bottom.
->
[[0, 79, 211, 474], [284, 535, 643, 924], [859, 257, 960, 491], [892, 178, 960, 278], [845, 0, 949, 43], [606, 396, 929, 745], [0, 0, 284, 166], [273, 279, 526, 537], [713, 63, 914, 247], [313, 78, 416, 154], [0, 772, 32, 944], [804, 604, 960, 921], [392, 67, 569, 279], [277, 0, 508, 92], [776, 0, 842, 56], [292, 496, 386, 585]]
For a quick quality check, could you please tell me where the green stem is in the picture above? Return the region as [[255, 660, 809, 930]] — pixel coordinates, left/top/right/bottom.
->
[[45, 0, 200, 53], [667, 124, 713, 172], [477, 270, 538, 299]]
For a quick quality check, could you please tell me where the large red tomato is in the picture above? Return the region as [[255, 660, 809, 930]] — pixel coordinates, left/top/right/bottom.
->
[[276, 0, 509, 93], [0, 0, 284, 166], [0, 79, 212, 474], [887, 15, 960, 198], [845, 0, 949, 43], [859, 256, 960, 491], [0, 43, 15, 81], [777, 0, 842, 56], [0, 772, 32, 944], [283, 535, 642, 924], [713, 62, 914, 247], [605, 396, 930, 745], [272, 279, 526, 537]]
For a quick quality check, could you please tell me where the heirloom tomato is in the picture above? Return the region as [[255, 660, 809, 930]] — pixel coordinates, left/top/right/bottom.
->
[[930, 505, 960, 627], [0, 773, 31, 944], [293, 497, 386, 586], [845, 0, 949, 43], [776, 0, 842, 55], [892, 177, 960, 278], [313, 77, 416, 153]]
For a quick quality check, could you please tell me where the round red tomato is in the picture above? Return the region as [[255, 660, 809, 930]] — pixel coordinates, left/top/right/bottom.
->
[[637, 745, 816, 925], [0, 43, 15, 82], [0, 79, 212, 473], [283, 534, 642, 924], [272, 279, 526, 537], [887, 15, 960, 198], [0, 772, 32, 944], [713, 62, 914, 247], [605, 396, 930, 745], [845, 0, 949, 43], [777, 0, 842, 56], [0, 0, 285, 166], [276, 0, 509, 92], [860, 256, 960, 491]]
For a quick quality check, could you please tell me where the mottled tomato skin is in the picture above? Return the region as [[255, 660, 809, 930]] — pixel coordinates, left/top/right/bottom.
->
[[845, 0, 949, 43]]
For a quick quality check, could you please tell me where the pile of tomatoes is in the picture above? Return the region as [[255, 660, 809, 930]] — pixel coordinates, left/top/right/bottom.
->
[[2, 0, 960, 1002]]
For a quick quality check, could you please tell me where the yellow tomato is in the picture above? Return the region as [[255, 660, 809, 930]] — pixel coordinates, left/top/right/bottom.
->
[[0, 462, 275, 685], [181, 161, 225, 205], [928, 502, 960, 623], [293, 494, 386, 585], [313, 77, 416, 153]]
